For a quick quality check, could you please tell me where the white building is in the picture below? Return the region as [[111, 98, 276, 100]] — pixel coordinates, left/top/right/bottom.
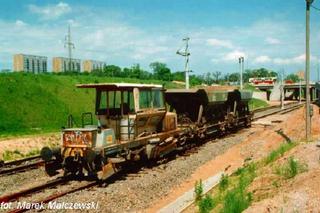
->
[[13, 54, 47, 73], [83, 60, 106, 72], [52, 57, 81, 72]]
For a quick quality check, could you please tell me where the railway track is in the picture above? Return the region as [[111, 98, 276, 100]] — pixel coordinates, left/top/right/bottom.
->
[[0, 155, 46, 176], [0, 175, 98, 213], [8, 182, 98, 213], [0, 155, 41, 167], [253, 102, 304, 120], [0, 177, 69, 203], [0, 102, 304, 212]]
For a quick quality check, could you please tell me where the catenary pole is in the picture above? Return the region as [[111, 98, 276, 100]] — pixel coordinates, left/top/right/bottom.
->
[[305, 0, 313, 141]]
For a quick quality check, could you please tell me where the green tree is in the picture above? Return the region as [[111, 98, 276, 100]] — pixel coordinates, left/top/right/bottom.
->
[[149, 62, 171, 81], [103, 65, 121, 77], [122, 67, 131, 78], [241, 68, 277, 83], [204, 72, 213, 85], [229, 73, 240, 82], [130, 64, 142, 78], [212, 71, 222, 83], [285, 74, 299, 83], [172, 71, 185, 81], [269, 71, 278, 77], [190, 75, 202, 86]]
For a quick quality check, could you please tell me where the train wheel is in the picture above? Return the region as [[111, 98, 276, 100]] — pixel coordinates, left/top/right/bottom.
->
[[44, 161, 61, 176], [63, 157, 81, 177]]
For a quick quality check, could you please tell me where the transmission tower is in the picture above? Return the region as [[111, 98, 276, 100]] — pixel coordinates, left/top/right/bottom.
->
[[176, 37, 191, 89], [64, 25, 75, 72]]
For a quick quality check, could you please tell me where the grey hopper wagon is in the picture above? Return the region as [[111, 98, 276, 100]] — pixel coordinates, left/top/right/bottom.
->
[[165, 88, 253, 133]]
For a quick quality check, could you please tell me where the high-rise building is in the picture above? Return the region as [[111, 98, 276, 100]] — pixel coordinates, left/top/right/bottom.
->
[[13, 54, 47, 73], [52, 57, 81, 72], [82, 60, 106, 72]]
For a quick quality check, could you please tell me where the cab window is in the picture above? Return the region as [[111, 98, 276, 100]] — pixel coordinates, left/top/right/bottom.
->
[[97, 90, 135, 115], [139, 89, 164, 109], [99, 91, 107, 110], [152, 89, 164, 108], [139, 90, 152, 109]]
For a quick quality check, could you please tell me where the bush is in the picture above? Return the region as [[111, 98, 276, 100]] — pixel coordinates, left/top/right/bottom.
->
[[275, 156, 308, 179], [222, 187, 252, 213], [219, 174, 229, 191], [198, 194, 215, 213], [195, 179, 203, 202], [194, 180, 215, 213], [265, 142, 296, 165], [221, 163, 256, 213], [287, 157, 298, 178]]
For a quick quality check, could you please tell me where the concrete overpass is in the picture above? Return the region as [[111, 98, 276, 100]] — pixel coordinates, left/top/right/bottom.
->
[[254, 82, 316, 90], [254, 82, 319, 101]]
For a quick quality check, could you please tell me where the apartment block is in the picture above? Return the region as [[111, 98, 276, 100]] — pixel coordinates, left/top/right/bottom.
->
[[83, 60, 106, 72], [13, 54, 47, 73], [52, 57, 81, 72]]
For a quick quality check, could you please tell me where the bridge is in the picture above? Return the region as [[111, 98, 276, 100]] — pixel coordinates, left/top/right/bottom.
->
[[254, 82, 319, 101]]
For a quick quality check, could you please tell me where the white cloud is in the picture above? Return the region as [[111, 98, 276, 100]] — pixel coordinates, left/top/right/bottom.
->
[[273, 58, 292, 65], [266, 37, 281, 45], [15, 20, 27, 27], [222, 50, 246, 61], [207, 38, 233, 48], [273, 54, 316, 65], [254, 55, 271, 63], [28, 2, 71, 20], [0, 6, 314, 74]]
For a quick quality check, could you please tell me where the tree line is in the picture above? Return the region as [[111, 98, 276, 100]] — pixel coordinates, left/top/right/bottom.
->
[[69, 62, 301, 85]]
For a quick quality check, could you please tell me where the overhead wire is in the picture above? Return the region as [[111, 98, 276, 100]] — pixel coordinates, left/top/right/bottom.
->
[[311, 0, 320, 12], [311, 5, 320, 11]]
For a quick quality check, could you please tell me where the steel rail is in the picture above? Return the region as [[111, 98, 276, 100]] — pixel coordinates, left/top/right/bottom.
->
[[253, 103, 304, 121], [8, 181, 98, 213], [0, 160, 47, 176], [253, 102, 301, 113], [0, 177, 70, 203], [0, 155, 41, 167]]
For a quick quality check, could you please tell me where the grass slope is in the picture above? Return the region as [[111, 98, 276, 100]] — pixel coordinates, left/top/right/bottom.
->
[[0, 73, 180, 137], [248, 98, 269, 111]]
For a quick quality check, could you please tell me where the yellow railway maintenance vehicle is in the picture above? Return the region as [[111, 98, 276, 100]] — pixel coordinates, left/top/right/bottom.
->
[[41, 83, 180, 179]]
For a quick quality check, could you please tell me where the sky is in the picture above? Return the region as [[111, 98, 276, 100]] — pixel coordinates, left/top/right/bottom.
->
[[1, 0, 320, 79]]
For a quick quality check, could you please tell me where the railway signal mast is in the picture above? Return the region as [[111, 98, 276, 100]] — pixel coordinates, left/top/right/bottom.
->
[[177, 37, 191, 89], [64, 25, 75, 72]]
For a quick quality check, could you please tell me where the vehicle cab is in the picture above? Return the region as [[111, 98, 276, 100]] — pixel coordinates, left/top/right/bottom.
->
[[76, 83, 176, 146]]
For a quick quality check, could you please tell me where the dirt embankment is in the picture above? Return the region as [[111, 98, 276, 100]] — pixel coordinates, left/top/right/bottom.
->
[[149, 105, 320, 212], [0, 133, 59, 160], [246, 142, 320, 212]]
